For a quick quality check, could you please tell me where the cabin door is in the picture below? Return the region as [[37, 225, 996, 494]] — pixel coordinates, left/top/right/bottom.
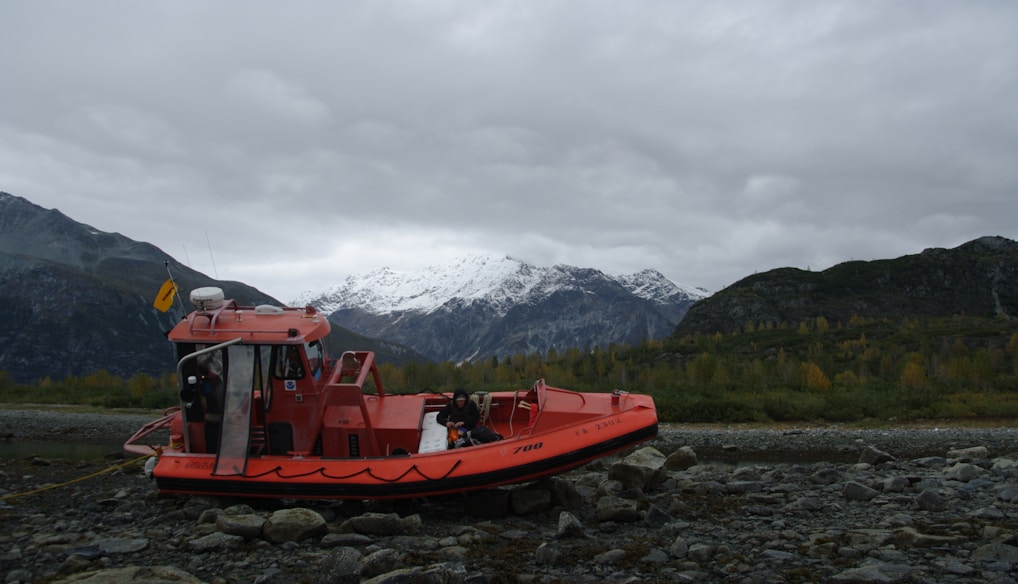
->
[[212, 344, 256, 476]]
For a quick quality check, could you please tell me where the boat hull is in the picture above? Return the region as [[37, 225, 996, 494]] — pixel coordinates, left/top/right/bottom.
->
[[150, 405, 657, 500]]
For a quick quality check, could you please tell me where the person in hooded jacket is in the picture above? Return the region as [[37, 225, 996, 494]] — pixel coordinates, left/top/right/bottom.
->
[[436, 389, 480, 431]]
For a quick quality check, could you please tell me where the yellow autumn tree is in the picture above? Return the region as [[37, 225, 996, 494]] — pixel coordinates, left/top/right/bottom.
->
[[900, 361, 928, 391], [801, 362, 831, 390]]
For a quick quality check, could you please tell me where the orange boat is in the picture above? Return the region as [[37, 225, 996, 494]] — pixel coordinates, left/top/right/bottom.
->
[[125, 286, 658, 499]]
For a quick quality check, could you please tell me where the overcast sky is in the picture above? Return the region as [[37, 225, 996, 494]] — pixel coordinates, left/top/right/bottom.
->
[[3, 2, 1016, 302]]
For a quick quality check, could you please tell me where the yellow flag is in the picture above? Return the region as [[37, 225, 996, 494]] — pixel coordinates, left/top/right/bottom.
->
[[153, 279, 177, 312]]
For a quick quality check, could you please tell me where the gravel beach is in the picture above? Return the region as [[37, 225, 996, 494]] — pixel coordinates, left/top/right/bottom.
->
[[2, 408, 1017, 583]]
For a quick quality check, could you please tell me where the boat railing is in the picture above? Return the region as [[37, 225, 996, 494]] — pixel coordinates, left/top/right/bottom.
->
[[187, 299, 240, 336], [175, 337, 243, 453], [123, 407, 180, 455]]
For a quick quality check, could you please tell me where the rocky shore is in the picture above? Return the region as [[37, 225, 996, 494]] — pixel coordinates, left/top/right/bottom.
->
[[1, 409, 1017, 583]]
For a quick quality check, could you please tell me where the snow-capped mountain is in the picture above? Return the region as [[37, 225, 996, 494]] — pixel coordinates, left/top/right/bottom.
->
[[294, 254, 709, 363]]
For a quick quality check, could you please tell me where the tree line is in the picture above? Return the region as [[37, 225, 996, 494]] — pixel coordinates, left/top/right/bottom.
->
[[1, 314, 1016, 423]]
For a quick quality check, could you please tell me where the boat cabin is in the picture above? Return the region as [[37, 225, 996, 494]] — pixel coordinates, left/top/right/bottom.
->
[[166, 288, 539, 472]]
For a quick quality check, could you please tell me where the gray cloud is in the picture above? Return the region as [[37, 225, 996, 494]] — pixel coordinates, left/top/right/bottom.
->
[[3, 1, 1016, 301]]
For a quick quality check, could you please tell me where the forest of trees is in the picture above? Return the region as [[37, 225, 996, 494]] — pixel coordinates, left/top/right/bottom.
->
[[2, 314, 1017, 424]]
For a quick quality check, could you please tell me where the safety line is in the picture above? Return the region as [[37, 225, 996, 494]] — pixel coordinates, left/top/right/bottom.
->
[[0, 455, 149, 501]]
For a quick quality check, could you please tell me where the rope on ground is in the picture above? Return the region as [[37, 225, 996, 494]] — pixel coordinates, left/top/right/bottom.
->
[[0, 455, 150, 501]]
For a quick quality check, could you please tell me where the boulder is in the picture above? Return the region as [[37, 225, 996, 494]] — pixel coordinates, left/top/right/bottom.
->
[[664, 446, 698, 471], [972, 542, 1018, 563], [594, 495, 642, 523], [943, 462, 986, 482], [946, 446, 989, 460], [844, 481, 879, 502], [263, 508, 328, 543], [360, 549, 403, 579], [915, 489, 948, 511], [215, 513, 266, 539], [556, 511, 587, 538], [344, 512, 405, 536], [608, 446, 667, 490], [314, 547, 363, 584], [859, 446, 896, 466]]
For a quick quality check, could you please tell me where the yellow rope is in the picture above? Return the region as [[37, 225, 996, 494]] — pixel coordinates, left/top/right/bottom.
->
[[0, 455, 150, 501]]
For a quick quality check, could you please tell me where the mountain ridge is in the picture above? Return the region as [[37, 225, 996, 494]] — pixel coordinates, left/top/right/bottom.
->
[[298, 254, 708, 362], [672, 235, 1018, 338], [0, 191, 425, 383]]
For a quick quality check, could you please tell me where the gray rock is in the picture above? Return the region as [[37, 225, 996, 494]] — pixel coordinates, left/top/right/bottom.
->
[[343, 512, 404, 536], [669, 536, 689, 559], [844, 481, 879, 501], [593, 548, 627, 564], [830, 562, 913, 583], [810, 468, 843, 484], [947, 446, 989, 459], [314, 546, 363, 584], [361, 549, 403, 578], [725, 480, 762, 494], [968, 506, 1005, 520], [321, 533, 374, 548], [196, 508, 222, 524], [893, 527, 967, 548], [187, 532, 244, 552], [881, 476, 909, 493], [400, 513, 423, 534], [556, 511, 586, 538], [730, 465, 760, 481], [263, 508, 328, 543], [93, 537, 148, 554], [914, 456, 946, 468], [915, 489, 947, 511], [544, 476, 584, 508], [992, 457, 1018, 472], [57, 554, 92, 576], [759, 549, 797, 561], [535, 542, 561, 566], [665, 446, 698, 471], [972, 542, 1018, 563], [944, 462, 986, 482], [640, 548, 670, 563], [215, 513, 265, 538], [362, 564, 465, 584], [997, 485, 1018, 502], [223, 503, 256, 515], [595, 495, 642, 523], [787, 497, 823, 512], [643, 503, 672, 526], [935, 558, 976, 575], [687, 543, 714, 564], [607, 463, 656, 491], [859, 446, 895, 465], [845, 529, 894, 547]]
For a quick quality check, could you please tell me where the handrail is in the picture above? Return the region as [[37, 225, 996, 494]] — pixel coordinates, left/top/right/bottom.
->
[[187, 299, 239, 336], [175, 337, 244, 452]]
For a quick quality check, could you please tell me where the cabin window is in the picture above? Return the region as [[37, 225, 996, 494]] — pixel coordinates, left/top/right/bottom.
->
[[305, 340, 324, 380], [273, 345, 305, 379]]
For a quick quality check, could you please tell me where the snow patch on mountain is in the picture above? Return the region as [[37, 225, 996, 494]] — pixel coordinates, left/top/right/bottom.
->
[[293, 254, 708, 316]]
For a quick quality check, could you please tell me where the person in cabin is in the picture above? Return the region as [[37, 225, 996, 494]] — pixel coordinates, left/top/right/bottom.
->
[[437, 389, 480, 432]]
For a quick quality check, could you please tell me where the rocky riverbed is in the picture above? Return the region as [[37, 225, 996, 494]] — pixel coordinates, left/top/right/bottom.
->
[[1, 409, 1017, 583]]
